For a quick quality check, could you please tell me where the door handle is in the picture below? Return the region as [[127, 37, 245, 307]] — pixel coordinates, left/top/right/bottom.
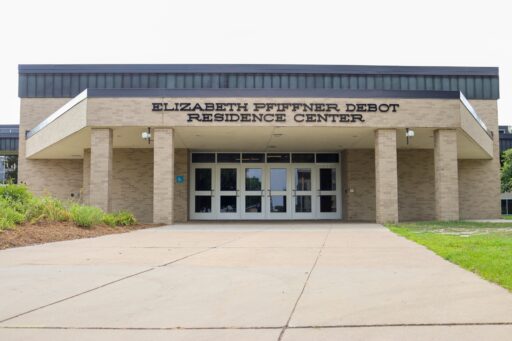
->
[[292, 189, 297, 197], [268, 189, 271, 197], [261, 189, 265, 197], [211, 189, 215, 197], [236, 189, 240, 197]]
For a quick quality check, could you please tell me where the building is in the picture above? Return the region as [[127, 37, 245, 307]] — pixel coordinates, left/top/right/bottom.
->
[[499, 125, 512, 157], [18, 64, 501, 223], [0, 124, 19, 183]]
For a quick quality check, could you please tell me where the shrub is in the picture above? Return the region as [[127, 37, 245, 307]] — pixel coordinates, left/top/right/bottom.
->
[[0, 183, 32, 206], [0, 201, 25, 230], [70, 204, 103, 228], [102, 211, 137, 227], [102, 213, 117, 227], [25, 196, 70, 223], [113, 211, 137, 226]]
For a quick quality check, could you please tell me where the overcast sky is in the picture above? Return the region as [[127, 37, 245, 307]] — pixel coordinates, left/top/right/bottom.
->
[[1, 0, 510, 125]]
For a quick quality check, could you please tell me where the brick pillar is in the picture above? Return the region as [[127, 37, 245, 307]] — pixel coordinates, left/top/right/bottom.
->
[[153, 128, 174, 224], [90, 129, 112, 212], [82, 149, 91, 204], [375, 129, 398, 224], [434, 129, 459, 220]]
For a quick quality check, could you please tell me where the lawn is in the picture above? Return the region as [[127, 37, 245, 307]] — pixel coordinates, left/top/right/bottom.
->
[[386, 221, 512, 291]]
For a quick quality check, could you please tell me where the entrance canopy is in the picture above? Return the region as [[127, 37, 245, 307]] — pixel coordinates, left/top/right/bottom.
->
[[24, 88, 493, 160]]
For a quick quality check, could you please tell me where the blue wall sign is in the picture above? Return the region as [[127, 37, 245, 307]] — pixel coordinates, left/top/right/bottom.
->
[[176, 175, 185, 184]]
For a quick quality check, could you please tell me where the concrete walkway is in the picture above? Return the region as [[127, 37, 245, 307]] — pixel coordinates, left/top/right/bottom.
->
[[1, 223, 512, 340]]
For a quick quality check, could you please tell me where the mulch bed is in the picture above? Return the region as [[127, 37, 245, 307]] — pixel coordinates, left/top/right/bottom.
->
[[0, 221, 161, 250]]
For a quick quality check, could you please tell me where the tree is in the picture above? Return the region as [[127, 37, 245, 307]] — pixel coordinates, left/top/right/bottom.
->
[[501, 149, 512, 192]]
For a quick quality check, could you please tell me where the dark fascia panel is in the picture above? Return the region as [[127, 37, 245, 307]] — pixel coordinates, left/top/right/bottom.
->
[[18, 64, 499, 77], [86, 88, 461, 99]]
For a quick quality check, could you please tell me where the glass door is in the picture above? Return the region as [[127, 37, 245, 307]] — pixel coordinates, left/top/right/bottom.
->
[[266, 166, 291, 219], [292, 166, 315, 219], [241, 166, 265, 219], [190, 165, 216, 219], [216, 166, 240, 219], [316, 167, 341, 219]]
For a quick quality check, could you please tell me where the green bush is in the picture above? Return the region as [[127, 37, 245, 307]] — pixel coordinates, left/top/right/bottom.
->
[[0, 201, 25, 230], [70, 204, 104, 228], [25, 196, 70, 223], [102, 211, 137, 227], [102, 213, 117, 227], [0, 183, 32, 206], [0, 185, 138, 230]]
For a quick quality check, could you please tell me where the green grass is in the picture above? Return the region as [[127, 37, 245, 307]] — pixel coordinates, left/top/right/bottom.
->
[[387, 221, 512, 291]]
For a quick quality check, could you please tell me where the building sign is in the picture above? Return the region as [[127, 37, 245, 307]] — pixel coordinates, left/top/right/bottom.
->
[[151, 102, 399, 123]]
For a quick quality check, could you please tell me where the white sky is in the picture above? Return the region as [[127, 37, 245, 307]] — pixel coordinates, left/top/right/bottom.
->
[[1, 0, 511, 125]]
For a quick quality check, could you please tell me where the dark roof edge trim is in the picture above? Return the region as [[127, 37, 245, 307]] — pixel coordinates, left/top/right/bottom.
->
[[87, 88, 461, 99], [18, 64, 499, 77]]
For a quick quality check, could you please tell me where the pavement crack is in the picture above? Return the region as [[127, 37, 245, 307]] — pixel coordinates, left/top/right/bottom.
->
[[0, 227, 268, 325], [277, 227, 332, 341]]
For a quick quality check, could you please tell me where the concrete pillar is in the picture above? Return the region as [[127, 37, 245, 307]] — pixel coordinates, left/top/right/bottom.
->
[[153, 128, 174, 224], [90, 129, 113, 212], [375, 129, 398, 224], [434, 129, 459, 220]]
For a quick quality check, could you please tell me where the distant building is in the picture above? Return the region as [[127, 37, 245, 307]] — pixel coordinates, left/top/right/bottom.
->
[[499, 125, 512, 158], [0, 124, 19, 183]]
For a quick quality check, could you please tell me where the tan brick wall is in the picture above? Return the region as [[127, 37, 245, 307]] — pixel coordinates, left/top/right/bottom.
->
[[153, 128, 175, 224], [458, 100, 501, 219], [397, 150, 435, 221], [82, 149, 90, 203], [375, 129, 399, 223], [434, 129, 460, 220], [342, 149, 376, 221], [110, 149, 154, 222], [83, 147, 185, 223], [174, 149, 189, 223], [19, 99, 83, 200], [90, 128, 113, 212]]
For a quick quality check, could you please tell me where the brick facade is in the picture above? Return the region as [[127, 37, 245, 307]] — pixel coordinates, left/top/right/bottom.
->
[[153, 128, 175, 224], [434, 129, 460, 220], [90, 128, 113, 212], [375, 129, 399, 223]]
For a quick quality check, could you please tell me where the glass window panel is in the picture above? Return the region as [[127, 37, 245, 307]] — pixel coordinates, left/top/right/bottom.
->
[[220, 168, 237, 191], [217, 153, 241, 163], [245, 168, 262, 191], [292, 153, 315, 163], [270, 168, 287, 191], [319, 169, 336, 191], [267, 153, 290, 163], [316, 153, 339, 163], [245, 196, 262, 213], [220, 196, 237, 212], [320, 195, 336, 212], [270, 195, 287, 212], [191, 153, 215, 163], [242, 153, 265, 163], [295, 168, 312, 191], [502, 200, 507, 215], [295, 196, 312, 213], [195, 196, 212, 213], [508, 200, 512, 216], [195, 168, 212, 191]]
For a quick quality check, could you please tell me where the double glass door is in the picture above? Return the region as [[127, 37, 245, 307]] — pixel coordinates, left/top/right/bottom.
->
[[190, 164, 341, 220]]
